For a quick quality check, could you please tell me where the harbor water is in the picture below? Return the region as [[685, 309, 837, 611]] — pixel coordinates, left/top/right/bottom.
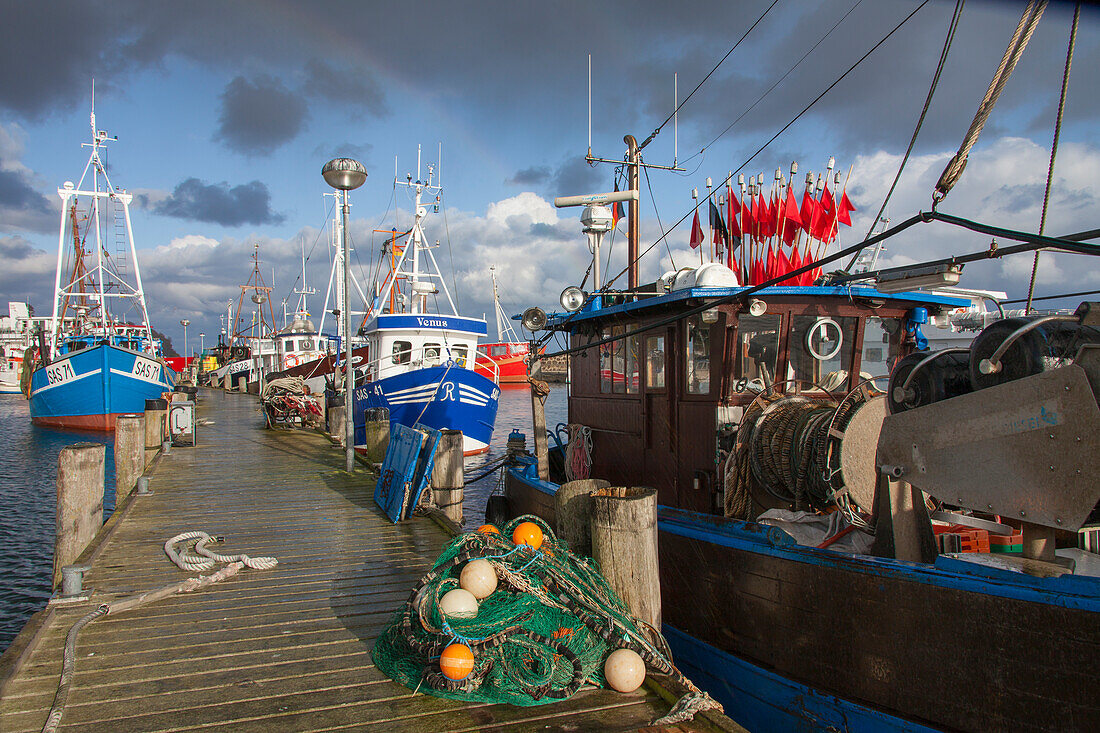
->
[[0, 397, 115, 653], [462, 383, 567, 529], [0, 384, 562, 653]]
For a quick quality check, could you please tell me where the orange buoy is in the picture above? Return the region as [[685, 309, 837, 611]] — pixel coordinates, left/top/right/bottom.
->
[[439, 643, 475, 680], [476, 524, 500, 535], [512, 521, 543, 550]]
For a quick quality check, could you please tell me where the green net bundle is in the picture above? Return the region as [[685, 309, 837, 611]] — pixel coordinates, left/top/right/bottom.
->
[[372, 515, 680, 707]]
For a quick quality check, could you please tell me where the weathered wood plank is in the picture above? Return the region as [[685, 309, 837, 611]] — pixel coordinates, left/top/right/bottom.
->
[[0, 389, 712, 732]]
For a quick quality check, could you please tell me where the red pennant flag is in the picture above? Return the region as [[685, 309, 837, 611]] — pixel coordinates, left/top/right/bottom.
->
[[726, 187, 741, 240], [709, 200, 728, 247], [787, 247, 802, 284], [749, 195, 760, 241], [800, 189, 815, 234], [767, 194, 779, 239], [765, 246, 777, 281], [689, 209, 705, 249], [837, 190, 855, 227], [782, 187, 802, 245], [812, 184, 836, 241]]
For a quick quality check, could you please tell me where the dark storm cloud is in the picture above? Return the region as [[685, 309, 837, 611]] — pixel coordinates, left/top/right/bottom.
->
[[550, 156, 602, 196], [301, 60, 388, 116], [506, 166, 551, 186], [214, 76, 309, 156], [0, 168, 51, 214], [154, 178, 285, 226], [0, 234, 38, 260]]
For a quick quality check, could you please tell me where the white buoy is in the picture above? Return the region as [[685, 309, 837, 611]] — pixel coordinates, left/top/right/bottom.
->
[[459, 559, 498, 600], [439, 588, 478, 619], [604, 648, 646, 692]]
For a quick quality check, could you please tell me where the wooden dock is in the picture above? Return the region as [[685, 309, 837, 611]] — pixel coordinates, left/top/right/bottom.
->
[[0, 389, 736, 732]]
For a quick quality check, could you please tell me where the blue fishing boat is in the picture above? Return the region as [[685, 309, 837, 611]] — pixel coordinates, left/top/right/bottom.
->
[[27, 104, 175, 430], [351, 149, 499, 455]]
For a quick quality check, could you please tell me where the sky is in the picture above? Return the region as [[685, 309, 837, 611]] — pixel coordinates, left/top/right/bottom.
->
[[1, 0, 1098, 354]]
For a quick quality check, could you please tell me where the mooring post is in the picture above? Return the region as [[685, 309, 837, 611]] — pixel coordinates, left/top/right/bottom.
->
[[328, 405, 346, 448], [363, 409, 390, 463], [114, 413, 144, 499], [555, 478, 610, 556], [431, 429, 465, 525], [144, 398, 167, 467], [54, 443, 105, 589], [590, 487, 661, 628], [530, 381, 549, 481]]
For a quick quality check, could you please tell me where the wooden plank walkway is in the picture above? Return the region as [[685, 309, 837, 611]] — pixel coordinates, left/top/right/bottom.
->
[[0, 389, 733, 732]]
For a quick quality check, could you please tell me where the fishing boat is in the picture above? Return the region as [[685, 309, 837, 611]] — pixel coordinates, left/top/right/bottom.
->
[[0, 303, 38, 395], [351, 149, 500, 456], [475, 266, 535, 384], [497, 8, 1100, 729], [207, 245, 276, 393], [265, 195, 370, 395], [27, 106, 175, 429]]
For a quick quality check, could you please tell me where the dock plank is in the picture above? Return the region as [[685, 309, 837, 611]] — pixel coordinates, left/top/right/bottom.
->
[[0, 389, 721, 732]]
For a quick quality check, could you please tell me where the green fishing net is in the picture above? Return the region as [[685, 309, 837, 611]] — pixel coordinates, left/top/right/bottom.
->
[[372, 515, 673, 706]]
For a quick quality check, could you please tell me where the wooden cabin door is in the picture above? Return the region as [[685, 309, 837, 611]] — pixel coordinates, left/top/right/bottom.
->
[[643, 327, 677, 507]]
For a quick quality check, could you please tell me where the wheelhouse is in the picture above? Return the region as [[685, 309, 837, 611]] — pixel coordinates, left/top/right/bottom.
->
[[556, 283, 969, 515]]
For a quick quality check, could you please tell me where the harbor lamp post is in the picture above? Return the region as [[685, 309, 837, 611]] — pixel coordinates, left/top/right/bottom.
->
[[199, 333, 205, 373], [180, 319, 190, 364], [322, 158, 367, 472]]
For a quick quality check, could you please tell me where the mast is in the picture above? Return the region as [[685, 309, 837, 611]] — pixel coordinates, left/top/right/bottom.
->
[[625, 135, 640, 290], [50, 97, 154, 358], [491, 266, 504, 341]]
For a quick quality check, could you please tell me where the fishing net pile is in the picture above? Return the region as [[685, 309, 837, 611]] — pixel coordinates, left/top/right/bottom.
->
[[372, 515, 721, 722]]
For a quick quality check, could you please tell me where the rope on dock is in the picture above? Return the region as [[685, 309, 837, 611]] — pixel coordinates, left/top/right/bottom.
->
[[164, 531, 279, 571]]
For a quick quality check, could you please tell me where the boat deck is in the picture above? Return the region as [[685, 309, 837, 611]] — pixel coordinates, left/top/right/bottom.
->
[[0, 389, 735, 732]]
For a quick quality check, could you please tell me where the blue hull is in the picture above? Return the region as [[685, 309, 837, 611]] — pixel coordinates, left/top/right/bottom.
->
[[352, 364, 499, 454], [29, 344, 177, 430], [504, 456, 1099, 732]]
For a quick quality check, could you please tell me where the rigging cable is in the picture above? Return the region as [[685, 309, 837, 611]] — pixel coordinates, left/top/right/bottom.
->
[[637, 0, 782, 151], [933, 0, 1047, 201], [843, 0, 965, 272], [1025, 2, 1080, 314], [598, 0, 932, 295]]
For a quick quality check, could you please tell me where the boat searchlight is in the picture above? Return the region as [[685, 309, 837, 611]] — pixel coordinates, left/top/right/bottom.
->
[[522, 307, 548, 332], [875, 264, 962, 293], [560, 286, 586, 312]]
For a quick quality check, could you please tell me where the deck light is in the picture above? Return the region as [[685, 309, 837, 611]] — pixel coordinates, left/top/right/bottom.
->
[[560, 286, 586, 312]]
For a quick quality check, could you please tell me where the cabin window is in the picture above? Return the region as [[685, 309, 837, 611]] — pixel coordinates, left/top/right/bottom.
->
[[862, 317, 901, 390], [452, 346, 468, 367], [734, 314, 781, 391], [685, 316, 711, 395], [491, 344, 508, 357], [624, 334, 639, 394], [788, 315, 857, 392], [612, 326, 628, 393], [424, 343, 441, 367], [393, 340, 411, 364], [600, 327, 613, 393], [645, 335, 665, 389], [477, 345, 489, 355]]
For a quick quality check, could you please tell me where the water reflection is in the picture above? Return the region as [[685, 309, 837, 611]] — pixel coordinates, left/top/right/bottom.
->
[[461, 383, 567, 528], [0, 398, 115, 652]]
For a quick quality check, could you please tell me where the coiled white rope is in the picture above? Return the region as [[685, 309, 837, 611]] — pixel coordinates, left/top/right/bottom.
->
[[164, 531, 278, 571], [564, 423, 592, 481]]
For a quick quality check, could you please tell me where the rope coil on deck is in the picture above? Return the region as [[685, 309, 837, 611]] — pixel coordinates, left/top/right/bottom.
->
[[164, 531, 278, 571]]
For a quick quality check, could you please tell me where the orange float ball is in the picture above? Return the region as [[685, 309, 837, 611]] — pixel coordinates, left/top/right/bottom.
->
[[439, 643, 475, 680], [512, 521, 544, 550], [476, 524, 500, 535]]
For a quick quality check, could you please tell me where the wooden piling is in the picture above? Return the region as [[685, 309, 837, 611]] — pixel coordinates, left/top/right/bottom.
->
[[53, 443, 105, 589], [530, 380, 550, 481], [114, 414, 144, 499], [328, 405, 346, 447], [431, 429, 464, 525], [144, 398, 167, 467], [363, 414, 390, 462], [555, 478, 609, 556], [590, 486, 661, 628]]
